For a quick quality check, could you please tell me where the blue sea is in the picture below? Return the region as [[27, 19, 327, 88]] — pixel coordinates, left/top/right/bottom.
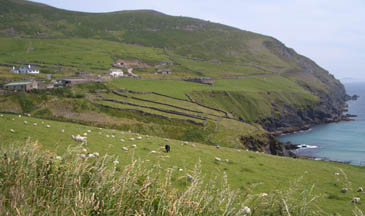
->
[[279, 82, 365, 165]]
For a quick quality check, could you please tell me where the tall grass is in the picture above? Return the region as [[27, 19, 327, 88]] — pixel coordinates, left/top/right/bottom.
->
[[0, 141, 325, 215]]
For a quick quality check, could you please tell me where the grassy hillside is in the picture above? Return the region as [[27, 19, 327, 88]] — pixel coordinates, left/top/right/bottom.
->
[[1, 113, 365, 215]]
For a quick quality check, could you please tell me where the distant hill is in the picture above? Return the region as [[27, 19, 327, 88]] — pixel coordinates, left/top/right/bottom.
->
[[0, 0, 348, 133]]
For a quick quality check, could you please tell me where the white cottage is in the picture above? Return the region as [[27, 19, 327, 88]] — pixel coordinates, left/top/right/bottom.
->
[[11, 65, 40, 74], [109, 69, 124, 78]]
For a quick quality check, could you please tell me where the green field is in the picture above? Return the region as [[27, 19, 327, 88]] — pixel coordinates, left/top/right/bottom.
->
[[1, 113, 364, 215]]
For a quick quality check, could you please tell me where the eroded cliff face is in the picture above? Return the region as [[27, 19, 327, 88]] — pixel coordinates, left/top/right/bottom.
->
[[261, 39, 348, 134]]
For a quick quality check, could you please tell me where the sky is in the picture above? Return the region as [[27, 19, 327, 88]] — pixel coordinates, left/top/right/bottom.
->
[[32, 0, 365, 81]]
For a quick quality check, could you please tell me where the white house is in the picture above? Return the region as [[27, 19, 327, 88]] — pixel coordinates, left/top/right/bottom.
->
[[10, 65, 40, 74], [109, 69, 124, 78]]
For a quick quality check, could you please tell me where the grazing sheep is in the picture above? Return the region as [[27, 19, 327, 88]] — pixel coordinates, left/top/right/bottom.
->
[[82, 148, 87, 153], [165, 145, 171, 153], [120, 139, 125, 142], [27, 114, 31, 117], [151, 151, 157, 154], [164, 138, 169, 141], [191, 144, 196, 148], [131, 144, 137, 148], [18, 115, 21, 118], [10, 129, 15, 133], [33, 123, 38, 126], [183, 141, 189, 145], [80, 154, 86, 159], [137, 136, 143, 140], [129, 138, 135, 141], [113, 160, 119, 165], [240, 206, 251, 215], [87, 130, 91, 133], [93, 152, 100, 157], [225, 159, 229, 163], [46, 125, 51, 128], [215, 157, 221, 162], [72, 135, 87, 143], [111, 135, 115, 138], [216, 145, 220, 149], [237, 150, 241, 152], [12, 118, 15, 121], [335, 172, 340, 176], [187, 175, 194, 182], [55, 156, 62, 160], [259, 193, 268, 198], [341, 188, 348, 193], [106, 135, 110, 138], [357, 187, 363, 192], [99, 128, 102, 130], [0, 114, 3, 117], [83, 133, 88, 136], [61, 129, 65, 133], [178, 168, 183, 172], [353, 197, 360, 203], [88, 153, 96, 158], [122, 147, 128, 151], [24, 120, 28, 124]]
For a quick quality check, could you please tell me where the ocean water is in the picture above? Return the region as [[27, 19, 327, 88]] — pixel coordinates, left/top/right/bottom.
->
[[279, 82, 365, 165]]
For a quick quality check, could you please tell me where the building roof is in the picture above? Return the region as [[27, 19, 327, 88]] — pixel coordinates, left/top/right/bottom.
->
[[4, 81, 32, 86]]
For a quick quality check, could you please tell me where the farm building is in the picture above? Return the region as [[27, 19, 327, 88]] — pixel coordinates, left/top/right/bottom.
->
[[155, 69, 172, 75], [3, 81, 38, 92], [10, 65, 40, 74], [109, 69, 124, 78]]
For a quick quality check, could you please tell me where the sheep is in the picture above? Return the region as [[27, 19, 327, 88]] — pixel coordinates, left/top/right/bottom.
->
[[191, 144, 196, 148], [131, 144, 137, 148], [129, 138, 135, 141], [120, 139, 125, 142], [225, 159, 229, 163], [183, 141, 189, 145], [106, 135, 110, 138], [164, 138, 169, 141], [216, 145, 220, 149], [357, 187, 363, 192], [240, 206, 251, 215], [12, 118, 15, 121], [93, 152, 100, 157], [99, 128, 102, 130], [137, 136, 143, 140], [259, 193, 268, 198], [80, 154, 86, 159], [55, 156, 62, 160], [237, 150, 241, 152], [82, 148, 87, 153], [88, 153, 96, 158], [10, 129, 15, 133], [122, 147, 128, 151], [353, 197, 360, 203], [33, 123, 38, 126], [24, 120, 28, 124], [83, 132, 88, 136], [18, 115, 21, 118], [27, 114, 31, 117], [165, 145, 171, 153], [87, 130, 91, 133], [0, 114, 3, 117], [151, 151, 158, 154], [113, 160, 120, 165], [61, 129, 65, 133], [72, 135, 87, 143], [111, 135, 115, 138], [46, 125, 51, 128], [178, 168, 183, 172], [341, 188, 348, 193], [215, 157, 221, 162], [335, 172, 340, 176]]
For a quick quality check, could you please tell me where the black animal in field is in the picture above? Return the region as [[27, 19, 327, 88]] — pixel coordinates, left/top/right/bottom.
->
[[165, 144, 170, 153]]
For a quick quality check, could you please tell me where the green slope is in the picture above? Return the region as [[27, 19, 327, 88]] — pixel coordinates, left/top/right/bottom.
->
[[0, 113, 364, 215]]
